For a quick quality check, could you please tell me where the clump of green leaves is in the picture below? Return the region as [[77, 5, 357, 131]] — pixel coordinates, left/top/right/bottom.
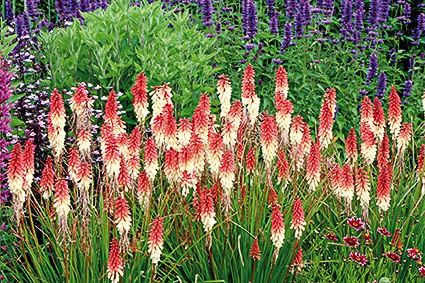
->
[[0, 19, 17, 57], [40, 0, 219, 116]]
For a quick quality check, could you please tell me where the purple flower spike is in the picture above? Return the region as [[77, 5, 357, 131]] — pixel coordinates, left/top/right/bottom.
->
[[376, 72, 386, 98], [269, 12, 279, 35]]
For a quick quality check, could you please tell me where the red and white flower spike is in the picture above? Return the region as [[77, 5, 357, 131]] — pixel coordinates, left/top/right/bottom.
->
[[179, 145, 194, 174], [77, 129, 92, 154], [376, 162, 392, 212], [360, 122, 376, 165], [40, 156, 54, 199], [270, 204, 285, 253], [277, 149, 290, 186], [177, 118, 192, 148], [275, 65, 289, 100], [372, 98, 386, 142], [70, 84, 93, 118], [104, 132, 121, 180], [217, 75, 232, 118], [137, 171, 151, 209], [190, 133, 205, 176], [306, 141, 321, 191], [222, 121, 237, 149], [318, 89, 336, 150], [150, 84, 173, 127], [163, 103, 178, 150], [246, 146, 256, 173], [115, 194, 132, 236], [107, 238, 124, 283], [116, 132, 129, 161], [388, 86, 402, 138], [48, 89, 66, 159], [227, 100, 242, 131], [377, 133, 390, 168], [7, 143, 25, 220], [22, 139, 35, 192], [144, 138, 159, 184], [181, 170, 197, 197], [152, 113, 165, 148], [117, 155, 131, 192], [241, 64, 260, 125], [345, 128, 358, 165], [128, 156, 141, 183], [275, 99, 293, 143], [199, 187, 216, 233], [355, 168, 371, 221], [68, 147, 81, 183], [249, 238, 261, 261], [207, 132, 224, 177], [219, 150, 235, 199], [290, 116, 304, 146], [193, 96, 211, 145], [53, 179, 71, 222], [260, 113, 278, 168], [148, 216, 164, 265], [296, 122, 312, 170], [330, 164, 342, 196], [128, 127, 141, 157], [397, 122, 412, 154], [164, 148, 179, 185], [77, 161, 93, 192], [360, 96, 373, 126], [105, 90, 125, 135], [292, 247, 304, 272], [290, 197, 306, 239], [131, 72, 149, 123]]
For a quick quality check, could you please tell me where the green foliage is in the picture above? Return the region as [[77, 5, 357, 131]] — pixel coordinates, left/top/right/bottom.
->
[[0, 19, 17, 58], [40, 0, 219, 116]]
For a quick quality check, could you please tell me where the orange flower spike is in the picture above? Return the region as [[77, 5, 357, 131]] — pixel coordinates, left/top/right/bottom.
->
[[345, 128, 358, 165], [372, 98, 386, 142], [131, 72, 149, 123], [388, 86, 402, 138]]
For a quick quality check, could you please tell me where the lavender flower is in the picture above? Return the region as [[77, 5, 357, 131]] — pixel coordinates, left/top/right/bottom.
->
[[5, 0, 15, 24], [26, 0, 42, 22], [354, 0, 364, 31], [266, 0, 275, 17], [269, 12, 280, 35], [272, 58, 283, 64], [398, 3, 411, 24], [323, 0, 334, 17], [295, 12, 304, 39], [243, 0, 258, 39], [300, 0, 312, 25], [280, 21, 293, 53], [378, 0, 390, 23], [376, 72, 386, 98], [202, 0, 214, 26], [367, 0, 378, 30], [0, 56, 14, 201], [389, 48, 397, 64], [366, 53, 378, 84], [402, 79, 412, 98], [286, 0, 298, 20]]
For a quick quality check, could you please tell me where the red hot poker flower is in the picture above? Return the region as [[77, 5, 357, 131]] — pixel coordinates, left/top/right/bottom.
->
[[107, 238, 123, 283], [372, 98, 386, 142], [345, 128, 358, 164], [376, 162, 392, 212], [131, 72, 149, 123], [249, 238, 261, 261], [148, 216, 164, 265], [40, 156, 54, 199], [275, 65, 289, 100], [388, 86, 402, 138], [291, 197, 306, 239]]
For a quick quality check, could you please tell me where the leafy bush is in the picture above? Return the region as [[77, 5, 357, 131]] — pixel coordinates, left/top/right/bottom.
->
[[40, 0, 219, 118]]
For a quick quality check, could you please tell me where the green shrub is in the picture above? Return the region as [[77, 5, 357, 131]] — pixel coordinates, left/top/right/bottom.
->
[[39, 0, 219, 117]]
